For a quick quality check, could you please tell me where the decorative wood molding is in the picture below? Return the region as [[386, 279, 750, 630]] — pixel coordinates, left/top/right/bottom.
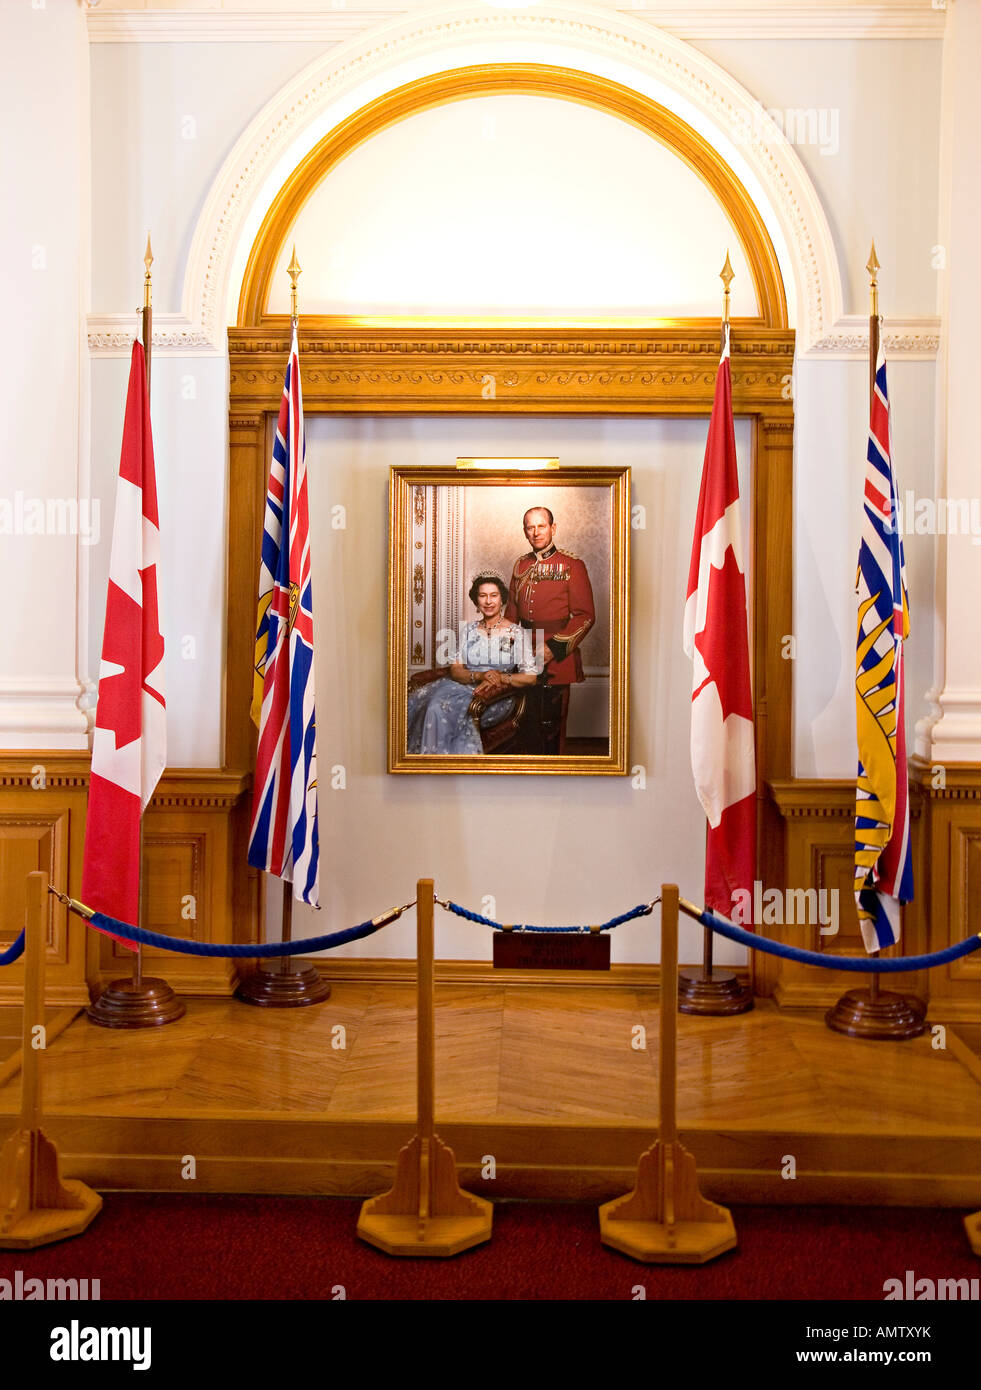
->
[[0, 756, 251, 804], [229, 324, 797, 413], [911, 757, 981, 800], [0, 754, 90, 789], [765, 772, 981, 1018]]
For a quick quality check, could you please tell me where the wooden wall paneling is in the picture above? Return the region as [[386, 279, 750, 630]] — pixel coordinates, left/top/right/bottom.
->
[[0, 760, 250, 1001], [0, 756, 90, 1006], [768, 779, 930, 1009], [94, 771, 252, 995], [914, 760, 981, 1022]]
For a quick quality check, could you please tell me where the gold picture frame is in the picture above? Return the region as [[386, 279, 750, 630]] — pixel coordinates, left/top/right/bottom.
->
[[388, 465, 629, 774]]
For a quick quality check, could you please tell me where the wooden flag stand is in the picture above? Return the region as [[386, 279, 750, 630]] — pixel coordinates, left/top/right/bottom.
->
[[0, 873, 102, 1247], [827, 244, 925, 1043], [358, 878, 492, 1257], [236, 879, 330, 1007], [600, 884, 737, 1263]]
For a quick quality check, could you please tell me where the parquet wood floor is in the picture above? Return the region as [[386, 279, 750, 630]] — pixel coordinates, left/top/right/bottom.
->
[[1, 984, 979, 1204]]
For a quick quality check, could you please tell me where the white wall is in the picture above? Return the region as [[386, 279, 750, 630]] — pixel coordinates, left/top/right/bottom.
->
[[301, 411, 752, 964], [691, 37, 942, 316], [0, 0, 88, 747], [268, 93, 758, 318]]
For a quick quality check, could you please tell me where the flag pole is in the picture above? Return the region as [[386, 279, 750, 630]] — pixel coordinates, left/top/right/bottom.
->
[[133, 234, 152, 997], [142, 233, 152, 397], [867, 244, 881, 1011], [679, 251, 753, 1018], [237, 248, 328, 1008], [87, 237, 184, 1028], [825, 244, 925, 1040]]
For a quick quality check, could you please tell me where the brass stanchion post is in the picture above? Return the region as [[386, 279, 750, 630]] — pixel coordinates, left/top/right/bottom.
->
[[357, 879, 492, 1256], [600, 885, 737, 1262], [0, 873, 102, 1246]]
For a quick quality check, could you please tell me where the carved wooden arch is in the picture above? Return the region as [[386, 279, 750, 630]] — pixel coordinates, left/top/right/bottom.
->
[[227, 64, 796, 964], [237, 64, 788, 331]]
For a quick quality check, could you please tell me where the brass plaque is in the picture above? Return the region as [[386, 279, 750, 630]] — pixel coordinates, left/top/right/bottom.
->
[[493, 931, 610, 971]]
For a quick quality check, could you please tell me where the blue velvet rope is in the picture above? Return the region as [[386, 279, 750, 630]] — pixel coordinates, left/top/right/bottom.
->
[[440, 900, 653, 933], [87, 911, 386, 958], [697, 906, 981, 974], [0, 931, 25, 967]]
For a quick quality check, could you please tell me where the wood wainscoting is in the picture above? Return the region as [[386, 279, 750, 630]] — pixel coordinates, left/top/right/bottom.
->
[[0, 755, 253, 1005], [767, 763, 981, 1021]]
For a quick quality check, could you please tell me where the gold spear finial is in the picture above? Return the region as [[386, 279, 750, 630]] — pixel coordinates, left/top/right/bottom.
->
[[867, 240, 880, 318], [288, 245, 301, 324], [720, 249, 734, 325], [143, 232, 153, 311]]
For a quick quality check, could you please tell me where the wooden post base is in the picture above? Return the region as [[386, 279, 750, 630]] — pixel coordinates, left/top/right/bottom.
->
[[965, 1210, 981, 1257], [358, 1134, 492, 1257], [0, 1127, 102, 1249], [599, 1140, 737, 1264], [825, 987, 927, 1040], [87, 976, 186, 1028], [678, 967, 754, 1015], [235, 962, 331, 1007]]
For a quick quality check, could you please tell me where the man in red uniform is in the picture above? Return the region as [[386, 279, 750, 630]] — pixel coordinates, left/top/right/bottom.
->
[[505, 506, 595, 753]]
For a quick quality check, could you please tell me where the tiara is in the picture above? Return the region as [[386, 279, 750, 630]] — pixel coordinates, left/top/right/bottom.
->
[[470, 571, 507, 586]]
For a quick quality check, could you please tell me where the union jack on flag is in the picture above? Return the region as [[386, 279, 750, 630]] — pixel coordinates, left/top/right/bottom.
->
[[247, 324, 320, 907], [854, 344, 912, 952]]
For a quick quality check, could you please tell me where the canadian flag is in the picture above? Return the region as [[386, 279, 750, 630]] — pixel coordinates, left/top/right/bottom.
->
[[81, 341, 166, 941], [683, 325, 756, 918]]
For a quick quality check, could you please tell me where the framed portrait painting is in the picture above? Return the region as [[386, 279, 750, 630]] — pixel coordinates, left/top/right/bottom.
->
[[388, 463, 629, 774]]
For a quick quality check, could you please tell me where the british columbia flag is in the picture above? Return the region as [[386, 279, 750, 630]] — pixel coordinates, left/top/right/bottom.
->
[[247, 324, 320, 907], [854, 345, 912, 951]]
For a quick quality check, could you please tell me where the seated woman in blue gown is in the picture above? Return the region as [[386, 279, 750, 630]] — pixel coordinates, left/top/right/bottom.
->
[[407, 573, 542, 754]]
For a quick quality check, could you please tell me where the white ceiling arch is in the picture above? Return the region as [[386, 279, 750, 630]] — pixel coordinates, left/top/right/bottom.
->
[[94, 1, 851, 353]]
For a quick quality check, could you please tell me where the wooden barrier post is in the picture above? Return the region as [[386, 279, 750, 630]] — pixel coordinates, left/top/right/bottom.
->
[[599, 883, 737, 1262], [0, 872, 102, 1247], [357, 878, 492, 1256]]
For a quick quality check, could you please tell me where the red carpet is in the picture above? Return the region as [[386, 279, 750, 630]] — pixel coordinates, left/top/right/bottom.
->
[[1, 1196, 977, 1301]]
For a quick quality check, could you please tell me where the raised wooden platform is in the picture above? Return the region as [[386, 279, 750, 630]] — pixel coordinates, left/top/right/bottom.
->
[[1, 983, 979, 1205]]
